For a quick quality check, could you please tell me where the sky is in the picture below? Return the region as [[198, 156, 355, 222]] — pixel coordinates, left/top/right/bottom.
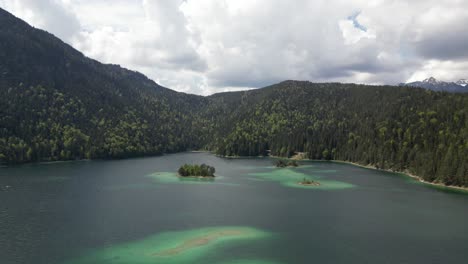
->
[[1, 0, 468, 95]]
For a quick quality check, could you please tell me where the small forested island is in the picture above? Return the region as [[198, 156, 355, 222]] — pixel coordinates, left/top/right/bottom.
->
[[178, 164, 216, 177], [275, 160, 299, 168], [298, 178, 320, 186]]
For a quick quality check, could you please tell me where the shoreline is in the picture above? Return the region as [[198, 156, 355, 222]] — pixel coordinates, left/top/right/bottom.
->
[[317, 159, 468, 192], [178, 176, 215, 179], [3, 151, 466, 192], [223, 153, 468, 192], [178, 174, 215, 179]]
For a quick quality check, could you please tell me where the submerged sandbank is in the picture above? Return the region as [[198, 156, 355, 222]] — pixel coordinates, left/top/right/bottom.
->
[[248, 168, 354, 190], [146, 172, 215, 184], [64, 226, 271, 264], [271, 155, 468, 192], [153, 229, 246, 257]]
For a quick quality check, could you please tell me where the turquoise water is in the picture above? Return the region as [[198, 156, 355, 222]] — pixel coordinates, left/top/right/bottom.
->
[[1, 152, 467, 264]]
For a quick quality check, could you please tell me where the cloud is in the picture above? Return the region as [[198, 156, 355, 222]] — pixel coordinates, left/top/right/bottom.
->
[[406, 5, 468, 61], [1, 0, 468, 94], [72, 0, 206, 71], [182, 0, 397, 87], [0, 0, 80, 41]]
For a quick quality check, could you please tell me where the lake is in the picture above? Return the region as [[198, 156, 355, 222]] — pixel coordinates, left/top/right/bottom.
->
[[1, 152, 467, 264]]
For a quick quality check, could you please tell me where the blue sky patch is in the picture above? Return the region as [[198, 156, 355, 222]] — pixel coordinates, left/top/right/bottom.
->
[[348, 11, 367, 32]]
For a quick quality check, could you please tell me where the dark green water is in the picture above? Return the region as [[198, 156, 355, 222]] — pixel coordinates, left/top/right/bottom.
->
[[1, 152, 467, 264]]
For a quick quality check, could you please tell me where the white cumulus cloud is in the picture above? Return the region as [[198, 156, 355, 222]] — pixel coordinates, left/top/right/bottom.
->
[[1, 0, 468, 94]]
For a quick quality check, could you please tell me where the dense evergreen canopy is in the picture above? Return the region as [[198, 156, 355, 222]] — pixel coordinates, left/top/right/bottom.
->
[[178, 164, 216, 177], [0, 7, 209, 161], [0, 8, 467, 187], [208, 82, 468, 187]]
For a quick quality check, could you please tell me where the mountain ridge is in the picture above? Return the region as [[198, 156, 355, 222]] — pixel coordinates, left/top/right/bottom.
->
[[403, 77, 468, 93]]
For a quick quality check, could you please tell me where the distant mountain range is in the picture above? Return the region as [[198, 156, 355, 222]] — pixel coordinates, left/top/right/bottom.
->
[[402, 77, 468, 93]]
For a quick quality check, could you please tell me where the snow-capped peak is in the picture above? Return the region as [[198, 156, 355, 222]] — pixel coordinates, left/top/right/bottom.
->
[[456, 79, 468, 87], [404, 77, 468, 93], [422, 77, 439, 84]]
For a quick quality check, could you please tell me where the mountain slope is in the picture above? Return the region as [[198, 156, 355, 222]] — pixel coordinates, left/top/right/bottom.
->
[[207, 81, 468, 186], [0, 8, 208, 162]]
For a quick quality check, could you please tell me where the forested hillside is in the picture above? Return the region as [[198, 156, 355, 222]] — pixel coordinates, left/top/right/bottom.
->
[[0, 8, 467, 187], [209, 81, 468, 187], [0, 7, 210, 162]]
